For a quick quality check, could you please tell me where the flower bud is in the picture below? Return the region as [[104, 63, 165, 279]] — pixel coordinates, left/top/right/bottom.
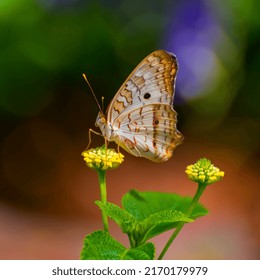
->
[[82, 146, 124, 171], [185, 158, 224, 185]]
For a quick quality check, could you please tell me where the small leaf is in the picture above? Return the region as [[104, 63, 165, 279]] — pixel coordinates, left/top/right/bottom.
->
[[80, 230, 126, 260], [96, 201, 136, 233], [124, 242, 155, 260], [80, 230, 155, 260], [136, 209, 193, 242], [122, 190, 208, 220]]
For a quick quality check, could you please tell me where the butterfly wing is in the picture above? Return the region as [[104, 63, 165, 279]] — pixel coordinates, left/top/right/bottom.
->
[[112, 103, 183, 162], [100, 49, 182, 162], [106, 50, 178, 122]]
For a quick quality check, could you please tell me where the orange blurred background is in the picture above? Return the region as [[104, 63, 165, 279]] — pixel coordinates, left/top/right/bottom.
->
[[0, 0, 259, 259]]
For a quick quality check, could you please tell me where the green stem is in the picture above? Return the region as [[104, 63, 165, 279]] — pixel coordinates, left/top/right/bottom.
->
[[186, 183, 207, 217], [158, 183, 207, 260], [128, 234, 135, 248], [97, 170, 109, 232]]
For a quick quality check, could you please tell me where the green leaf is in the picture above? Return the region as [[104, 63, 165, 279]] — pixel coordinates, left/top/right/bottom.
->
[[122, 190, 208, 220], [124, 242, 155, 260], [94, 191, 208, 248], [80, 230, 154, 260], [80, 230, 125, 260], [95, 201, 136, 233], [96, 201, 192, 245], [136, 209, 193, 242]]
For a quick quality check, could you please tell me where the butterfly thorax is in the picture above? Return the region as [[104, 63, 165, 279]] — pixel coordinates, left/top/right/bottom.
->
[[95, 111, 117, 141]]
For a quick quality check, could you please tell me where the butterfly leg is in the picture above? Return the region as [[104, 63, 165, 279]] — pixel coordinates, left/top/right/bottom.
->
[[116, 144, 124, 161], [86, 128, 102, 150], [104, 137, 107, 152]]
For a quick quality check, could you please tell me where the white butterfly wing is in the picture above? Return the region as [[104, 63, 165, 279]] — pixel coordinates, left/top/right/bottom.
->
[[97, 49, 183, 162], [112, 103, 183, 162], [106, 50, 178, 122]]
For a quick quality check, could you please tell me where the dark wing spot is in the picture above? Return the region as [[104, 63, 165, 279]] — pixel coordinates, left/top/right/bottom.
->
[[154, 119, 159, 125], [144, 93, 151, 99]]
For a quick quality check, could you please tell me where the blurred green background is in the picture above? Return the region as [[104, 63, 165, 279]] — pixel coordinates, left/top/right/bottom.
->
[[0, 0, 259, 259]]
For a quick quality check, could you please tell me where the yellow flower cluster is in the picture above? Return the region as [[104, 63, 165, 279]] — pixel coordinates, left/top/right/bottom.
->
[[82, 146, 124, 171], [185, 158, 224, 185]]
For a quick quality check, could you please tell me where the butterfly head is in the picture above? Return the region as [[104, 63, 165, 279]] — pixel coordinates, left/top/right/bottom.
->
[[95, 111, 106, 127], [95, 111, 109, 137]]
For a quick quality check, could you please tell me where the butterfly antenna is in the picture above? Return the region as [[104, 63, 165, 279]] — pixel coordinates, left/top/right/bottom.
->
[[101, 96, 105, 112], [82, 73, 103, 113]]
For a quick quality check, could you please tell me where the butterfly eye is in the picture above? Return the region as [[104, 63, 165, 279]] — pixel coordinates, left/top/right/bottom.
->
[[144, 93, 151, 99]]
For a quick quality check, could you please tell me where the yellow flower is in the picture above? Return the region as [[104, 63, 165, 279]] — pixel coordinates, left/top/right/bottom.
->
[[185, 158, 224, 185], [82, 146, 124, 171]]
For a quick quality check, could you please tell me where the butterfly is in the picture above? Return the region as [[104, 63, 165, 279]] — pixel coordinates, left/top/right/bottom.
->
[[89, 50, 183, 162]]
